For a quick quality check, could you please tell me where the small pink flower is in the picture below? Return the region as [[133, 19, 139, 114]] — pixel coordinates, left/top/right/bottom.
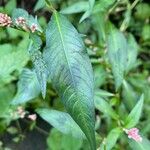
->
[[124, 128, 142, 142], [28, 114, 37, 121], [30, 23, 38, 33], [15, 17, 26, 25], [0, 13, 12, 27]]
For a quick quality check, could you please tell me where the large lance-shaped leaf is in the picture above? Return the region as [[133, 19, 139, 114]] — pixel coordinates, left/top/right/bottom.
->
[[44, 12, 96, 150]]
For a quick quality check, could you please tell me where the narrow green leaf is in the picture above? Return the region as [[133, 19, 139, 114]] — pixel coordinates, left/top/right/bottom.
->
[[129, 136, 150, 150], [28, 34, 48, 99], [36, 108, 85, 139], [12, 69, 40, 105], [0, 85, 15, 117], [95, 89, 114, 98], [125, 94, 144, 128], [100, 128, 122, 150], [94, 95, 119, 120], [107, 26, 127, 90], [80, 0, 95, 23], [44, 12, 96, 150], [5, 0, 16, 14], [34, 0, 46, 11], [126, 34, 138, 72], [60, 1, 89, 14]]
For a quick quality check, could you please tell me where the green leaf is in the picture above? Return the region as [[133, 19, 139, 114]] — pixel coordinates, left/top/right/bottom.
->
[[107, 26, 127, 90], [126, 34, 138, 72], [100, 128, 122, 150], [5, 0, 16, 14], [61, 1, 89, 14], [142, 24, 150, 41], [28, 34, 48, 99], [122, 80, 137, 110], [44, 12, 96, 150], [93, 65, 107, 88], [12, 69, 40, 105], [47, 128, 83, 150], [34, 0, 46, 11], [129, 136, 150, 150], [125, 94, 144, 128], [0, 43, 29, 77], [95, 89, 114, 98], [91, 13, 106, 46], [0, 85, 15, 117], [135, 3, 150, 20], [80, 0, 95, 23], [94, 95, 119, 120], [36, 108, 85, 139], [93, 0, 116, 14]]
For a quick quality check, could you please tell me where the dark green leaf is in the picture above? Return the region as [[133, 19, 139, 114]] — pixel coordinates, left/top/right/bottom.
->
[[44, 12, 96, 150]]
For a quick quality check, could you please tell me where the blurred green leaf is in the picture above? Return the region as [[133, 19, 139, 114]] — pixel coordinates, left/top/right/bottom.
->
[[135, 3, 150, 20], [34, 0, 46, 11], [47, 128, 83, 150], [0, 85, 15, 117], [37, 108, 85, 139], [100, 128, 122, 150], [107, 26, 127, 90], [5, 0, 16, 14], [93, 65, 107, 88], [94, 95, 119, 120], [12, 69, 40, 105], [122, 80, 137, 110], [80, 0, 95, 23], [126, 34, 138, 72], [125, 94, 144, 128], [142, 24, 150, 41], [129, 136, 150, 150], [61, 1, 89, 14]]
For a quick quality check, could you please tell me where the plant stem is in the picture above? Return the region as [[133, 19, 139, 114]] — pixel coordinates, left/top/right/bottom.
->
[[45, 0, 56, 12], [130, 0, 140, 9]]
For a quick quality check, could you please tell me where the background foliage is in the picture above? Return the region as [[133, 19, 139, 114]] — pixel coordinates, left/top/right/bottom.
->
[[0, 0, 150, 150]]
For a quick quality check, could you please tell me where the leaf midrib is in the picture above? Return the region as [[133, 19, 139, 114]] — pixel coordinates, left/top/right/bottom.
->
[[54, 12, 80, 100], [53, 12, 95, 148]]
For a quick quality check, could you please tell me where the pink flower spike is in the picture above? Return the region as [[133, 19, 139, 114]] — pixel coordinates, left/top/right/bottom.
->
[[28, 114, 37, 121], [0, 13, 12, 27], [15, 17, 26, 25], [124, 128, 143, 142], [30, 23, 38, 33]]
